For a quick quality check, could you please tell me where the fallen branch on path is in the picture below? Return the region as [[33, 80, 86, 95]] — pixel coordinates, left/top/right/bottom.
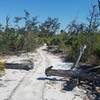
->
[[5, 61, 34, 70], [45, 66, 100, 83]]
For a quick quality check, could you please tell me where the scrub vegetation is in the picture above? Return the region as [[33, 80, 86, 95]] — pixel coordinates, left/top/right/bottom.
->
[[0, 5, 100, 66]]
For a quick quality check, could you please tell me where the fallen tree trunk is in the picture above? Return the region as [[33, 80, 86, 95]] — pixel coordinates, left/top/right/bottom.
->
[[45, 66, 100, 82], [5, 62, 34, 70]]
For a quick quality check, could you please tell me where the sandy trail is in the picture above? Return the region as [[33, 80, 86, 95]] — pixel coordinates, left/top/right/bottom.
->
[[0, 46, 87, 100], [8, 46, 49, 100]]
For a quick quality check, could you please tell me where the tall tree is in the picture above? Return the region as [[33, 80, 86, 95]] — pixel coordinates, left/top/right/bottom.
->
[[39, 17, 60, 36], [5, 16, 10, 31], [98, 0, 100, 11]]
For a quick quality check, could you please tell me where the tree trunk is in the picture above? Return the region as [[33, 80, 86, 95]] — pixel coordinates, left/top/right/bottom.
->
[[5, 62, 34, 70], [45, 66, 100, 82]]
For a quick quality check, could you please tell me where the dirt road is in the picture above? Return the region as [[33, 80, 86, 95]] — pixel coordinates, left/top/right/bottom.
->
[[0, 46, 86, 100]]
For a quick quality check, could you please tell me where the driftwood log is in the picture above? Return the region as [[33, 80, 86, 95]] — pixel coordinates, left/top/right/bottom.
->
[[45, 66, 100, 83], [5, 62, 34, 70]]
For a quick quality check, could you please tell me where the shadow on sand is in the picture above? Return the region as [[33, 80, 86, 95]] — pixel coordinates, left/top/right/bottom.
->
[[37, 77, 100, 100], [37, 77, 66, 82]]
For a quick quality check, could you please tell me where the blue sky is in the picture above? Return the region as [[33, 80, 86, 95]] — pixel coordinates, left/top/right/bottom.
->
[[0, 0, 97, 28]]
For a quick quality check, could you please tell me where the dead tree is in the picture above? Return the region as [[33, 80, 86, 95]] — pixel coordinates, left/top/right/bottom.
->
[[5, 61, 34, 70], [45, 66, 100, 83], [45, 45, 100, 83]]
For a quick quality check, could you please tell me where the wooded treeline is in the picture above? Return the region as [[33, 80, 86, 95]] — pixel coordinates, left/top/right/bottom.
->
[[0, 6, 100, 64], [0, 10, 61, 53]]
